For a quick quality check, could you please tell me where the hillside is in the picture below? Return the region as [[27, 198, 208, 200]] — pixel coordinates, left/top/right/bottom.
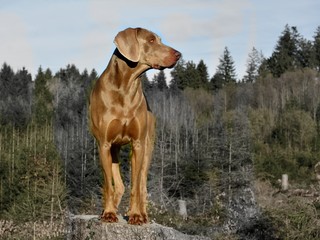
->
[[1, 24, 320, 239]]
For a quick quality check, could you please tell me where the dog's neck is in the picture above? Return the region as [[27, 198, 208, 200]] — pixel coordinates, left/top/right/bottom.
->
[[102, 49, 150, 91]]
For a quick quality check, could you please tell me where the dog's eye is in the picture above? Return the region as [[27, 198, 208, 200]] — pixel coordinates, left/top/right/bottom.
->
[[149, 38, 155, 43]]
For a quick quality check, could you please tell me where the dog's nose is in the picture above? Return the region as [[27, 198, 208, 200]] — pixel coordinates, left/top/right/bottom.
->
[[175, 50, 181, 60]]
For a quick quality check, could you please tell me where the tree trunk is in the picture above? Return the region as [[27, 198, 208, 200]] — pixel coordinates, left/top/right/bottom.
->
[[281, 174, 288, 191], [50, 167, 56, 231], [178, 199, 188, 220], [228, 141, 232, 205]]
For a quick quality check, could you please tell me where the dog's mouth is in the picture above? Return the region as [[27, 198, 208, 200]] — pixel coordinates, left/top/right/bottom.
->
[[152, 50, 181, 70], [152, 64, 175, 70], [152, 64, 161, 69], [152, 60, 180, 70]]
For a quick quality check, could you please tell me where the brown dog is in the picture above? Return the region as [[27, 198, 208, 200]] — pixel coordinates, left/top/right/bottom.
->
[[89, 27, 180, 225]]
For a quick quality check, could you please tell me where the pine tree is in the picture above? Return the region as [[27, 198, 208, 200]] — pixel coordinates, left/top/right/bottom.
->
[[170, 59, 211, 90], [0, 63, 15, 100], [215, 47, 237, 85], [56, 64, 81, 84], [184, 61, 201, 89], [0, 64, 32, 126], [243, 47, 264, 83], [314, 26, 320, 71], [14, 67, 32, 99], [89, 68, 98, 80], [267, 25, 306, 77], [170, 59, 186, 90], [296, 38, 313, 69], [12, 67, 32, 126], [210, 72, 224, 91], [153, 70, 168, 91], [141, 73, 153, 92], [33, 67, 53, 125], [196, 60, 209, 89], [268, 25, 295, 77]]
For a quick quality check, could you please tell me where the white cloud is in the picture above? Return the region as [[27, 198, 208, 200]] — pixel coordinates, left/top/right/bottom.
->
[[0, 12, 35, 74], [156, 0, 253, 77], [159, 0, 251, 40], [2, 0, 318, 81], [88, 1, 120, 27]]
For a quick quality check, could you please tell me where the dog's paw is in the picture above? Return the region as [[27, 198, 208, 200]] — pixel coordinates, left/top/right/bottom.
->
[[128, 213, 145, 225], [101, 211, 118, 223], [141, 213, 148, 224]]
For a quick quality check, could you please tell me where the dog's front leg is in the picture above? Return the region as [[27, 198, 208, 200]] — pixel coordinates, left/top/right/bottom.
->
[[128, 139, 145, 225], [99, 143, 118, 223], [139, 112, 156, 223]]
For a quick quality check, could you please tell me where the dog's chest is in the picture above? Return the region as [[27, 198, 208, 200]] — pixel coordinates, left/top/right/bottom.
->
[[106, 87, 144, 116], [106, 116, 141, 145]]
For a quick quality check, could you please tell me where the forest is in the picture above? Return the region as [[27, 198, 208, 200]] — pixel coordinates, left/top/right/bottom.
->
[[1, 24, 320, 239]]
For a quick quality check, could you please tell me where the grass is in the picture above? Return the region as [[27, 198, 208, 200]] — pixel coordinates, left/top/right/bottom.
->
[[254, 179, 320, 240]]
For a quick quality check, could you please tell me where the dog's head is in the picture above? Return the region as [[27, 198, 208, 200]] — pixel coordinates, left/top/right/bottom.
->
[[114, 27, 181, 69]]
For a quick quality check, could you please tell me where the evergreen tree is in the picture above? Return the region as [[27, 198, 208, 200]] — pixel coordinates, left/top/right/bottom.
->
[[0, 64, 32, 126], [141, 73, 153, 92], [80, 69, 89, 91], [33, 67, 53, 125], [210, 72, 224, 91], [268, 25, 295, 77], [267, 25, 306, 77], [257, 58, 271, 78], [44, 68, 53, 80], [215, 47, 237, 85], [89, 68, 99, 92], [153, 70, 168, 91], [11, 67, 32, 126], [220, 47, 237, 83], [13, 67, 32, 100], [196, 59, 209, 89], [170, 58, 186, 90], [0, 122, 66, 222], [243, 47, 264, 83], [170, 59, 210, 90], [314, 26, 320, 71], [296, 38, 314, 69], [56, 64, 81, 84], [0, 63, 15, 100], [81, 68, 98, 97], [184, 61, 201, 89], [90, 68, 98, 80]]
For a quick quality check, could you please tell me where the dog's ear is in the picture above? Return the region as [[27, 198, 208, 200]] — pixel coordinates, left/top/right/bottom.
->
[[114, 28, 140, 62]]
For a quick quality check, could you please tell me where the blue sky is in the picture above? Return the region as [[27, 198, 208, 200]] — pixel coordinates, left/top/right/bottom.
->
[[0, 0, 319, 80]]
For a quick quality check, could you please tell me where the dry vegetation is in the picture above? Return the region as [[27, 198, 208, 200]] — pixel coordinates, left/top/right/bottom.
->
[[254, 180, 320, 240], [0, 218, 66, 239]]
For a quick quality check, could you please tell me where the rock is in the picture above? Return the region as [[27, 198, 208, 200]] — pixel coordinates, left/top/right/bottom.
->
[[67, 215, 210, 240], [225, 186, 260, 232]]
